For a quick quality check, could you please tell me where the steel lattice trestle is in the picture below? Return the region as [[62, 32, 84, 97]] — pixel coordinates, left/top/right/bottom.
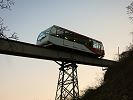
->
[[55, 61, 79, 100]]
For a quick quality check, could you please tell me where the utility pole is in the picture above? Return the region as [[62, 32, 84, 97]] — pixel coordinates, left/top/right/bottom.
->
[[131, 32, 133, 44], [118, 46, 120, 61]]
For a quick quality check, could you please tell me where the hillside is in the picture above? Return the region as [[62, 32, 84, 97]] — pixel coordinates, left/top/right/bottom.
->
[[80, 47, 133, 100]]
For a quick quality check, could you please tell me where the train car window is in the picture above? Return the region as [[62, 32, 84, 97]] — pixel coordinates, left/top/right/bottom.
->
[[73, 33, 82, 44], [77, 36, 82, 43], [88, 39, 93, 48], [64, 31, 69, 36], [65, 37, 68, 39], [55, 28, 63, 38], [101, 44, 104, 50], [65, 31, 69, 34], [64, 31, 74, 41], [97, 42, 100, 49], [93, 40, 98, 49], [57, 28, 64, 35], [51, 27, 57, 34], [44, 28, 50, 35], [93, 40, 96, 48]]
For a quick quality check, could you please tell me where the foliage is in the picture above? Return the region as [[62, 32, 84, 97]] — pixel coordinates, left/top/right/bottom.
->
[[119, 44, 133, 61], [0, 17, 8, 38], [127, 1, 133, 22], [0, 0, 18, 40], [0, 0, 14, 10], [80, 45, 133, 100]]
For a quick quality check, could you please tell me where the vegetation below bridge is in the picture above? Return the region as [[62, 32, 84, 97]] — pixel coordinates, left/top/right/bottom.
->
[[80, 45, 133, 100]]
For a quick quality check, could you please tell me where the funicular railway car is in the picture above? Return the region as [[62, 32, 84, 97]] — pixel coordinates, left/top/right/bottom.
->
[[37, 25, 105, 58]]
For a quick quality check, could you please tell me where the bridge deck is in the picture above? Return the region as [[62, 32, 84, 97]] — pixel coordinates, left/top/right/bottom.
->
[[0, 38, 116, 67]]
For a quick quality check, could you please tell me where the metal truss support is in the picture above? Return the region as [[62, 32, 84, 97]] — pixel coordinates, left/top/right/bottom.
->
[[55, 61, 79, 100]]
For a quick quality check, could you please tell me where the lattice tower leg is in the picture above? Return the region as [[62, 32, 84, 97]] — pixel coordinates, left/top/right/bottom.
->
[[55, 62, 79, 100]]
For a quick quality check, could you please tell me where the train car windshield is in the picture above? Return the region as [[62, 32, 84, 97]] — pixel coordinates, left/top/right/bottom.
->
[[37, 32, 44, 41], [37, 27, 51, 41]]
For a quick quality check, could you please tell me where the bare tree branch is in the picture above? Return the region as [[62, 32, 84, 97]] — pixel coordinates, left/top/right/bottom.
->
[[0, 17, 8, 39], [8, 32, 19, 40], [127, 1, 133, 22], [0, 0, 19, 40], [0, 0, 14, 10], [0, 17, 19, 40]]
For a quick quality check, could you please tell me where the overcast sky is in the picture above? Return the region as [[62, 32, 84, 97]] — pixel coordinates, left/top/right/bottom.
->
[[0, 0, 133, 100]]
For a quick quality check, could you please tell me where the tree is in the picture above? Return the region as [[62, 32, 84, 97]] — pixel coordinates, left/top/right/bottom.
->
[[0, 0, 14, 10], [0, 0, 18, 40], [127, 1, 133, 22]]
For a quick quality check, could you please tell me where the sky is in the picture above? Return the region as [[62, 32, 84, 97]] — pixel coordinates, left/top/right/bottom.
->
[[0, 0, 133, 100]]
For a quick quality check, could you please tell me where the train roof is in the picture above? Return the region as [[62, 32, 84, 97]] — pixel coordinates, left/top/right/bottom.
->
[[52, 25, 102, 43]]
